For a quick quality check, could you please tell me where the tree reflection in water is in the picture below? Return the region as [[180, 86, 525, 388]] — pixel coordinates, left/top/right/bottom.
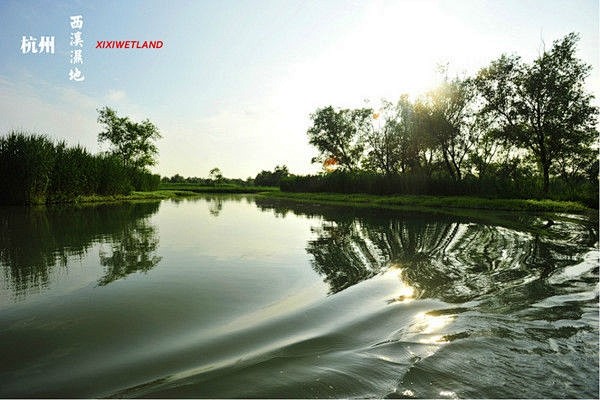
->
[[254, 197, 597, 304], [98, 217, 161, 286], [201, 194, 247, 217], [0, 202, 161, 299]]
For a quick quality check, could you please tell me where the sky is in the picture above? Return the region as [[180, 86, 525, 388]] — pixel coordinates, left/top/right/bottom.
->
[[0, 0, 598, 179]]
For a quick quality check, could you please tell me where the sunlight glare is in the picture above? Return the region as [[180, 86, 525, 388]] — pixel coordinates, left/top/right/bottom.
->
[[385, 266, 416, 303], [413, 311, 454, 343]]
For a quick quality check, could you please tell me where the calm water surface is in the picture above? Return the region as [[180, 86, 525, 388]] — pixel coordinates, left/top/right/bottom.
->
[[0, 195, 597, 398]]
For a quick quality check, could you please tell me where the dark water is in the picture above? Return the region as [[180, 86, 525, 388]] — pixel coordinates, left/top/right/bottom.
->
[[0, 196, 597, 398]]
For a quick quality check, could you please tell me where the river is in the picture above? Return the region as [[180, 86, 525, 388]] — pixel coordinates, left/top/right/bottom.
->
[[0, 195, 597, 398]]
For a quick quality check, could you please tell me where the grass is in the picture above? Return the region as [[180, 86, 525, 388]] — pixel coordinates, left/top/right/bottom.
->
[[0, 131, 162, 205], [11, 184, 277, 206], [75, 190, 198, 204], [47, 185, 593, 216], [261, 191, 592, 214], [73, 184, 278, 204]]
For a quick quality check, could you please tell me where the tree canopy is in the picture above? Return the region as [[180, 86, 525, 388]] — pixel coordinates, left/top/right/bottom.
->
[[475, 33, 598, 193], [303, 32, 597, 201], [307, 106, 372, 172], [97, 106, 162, 170]]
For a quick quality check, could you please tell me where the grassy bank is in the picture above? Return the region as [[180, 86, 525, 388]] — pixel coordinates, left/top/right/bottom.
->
[[262, 191, 592, 214], [159, 183, 279, 194], [74, 190, 198, 204], [281, 171, 598, 209], [2, 184, 277, 206], [74, 185, 277, 204]]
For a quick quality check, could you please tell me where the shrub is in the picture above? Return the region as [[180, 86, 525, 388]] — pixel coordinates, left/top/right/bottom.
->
[[0, 131, 161, 204], [0, 132, 55, 204]]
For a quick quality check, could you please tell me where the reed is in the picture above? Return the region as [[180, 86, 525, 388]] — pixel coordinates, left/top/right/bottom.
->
[[0, 131, 161, 205]]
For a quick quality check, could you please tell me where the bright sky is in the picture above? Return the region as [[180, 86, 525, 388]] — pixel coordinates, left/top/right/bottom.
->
[[0, 0, 598, 179]]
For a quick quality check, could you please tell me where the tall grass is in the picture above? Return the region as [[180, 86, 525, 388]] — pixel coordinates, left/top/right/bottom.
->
[[0, 131, 160, 205], [281, 170, 597, 207]]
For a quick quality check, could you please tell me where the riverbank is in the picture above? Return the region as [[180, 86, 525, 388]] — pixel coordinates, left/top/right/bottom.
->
[[75, 190, 198, 204], [45, 188, 596, 215], [261, 191, 593, 214], [73, 184, 278, 204]]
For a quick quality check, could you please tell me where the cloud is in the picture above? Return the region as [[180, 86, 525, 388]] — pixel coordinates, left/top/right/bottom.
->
[[0, 75, 101, 151], [106, 89, 126, 102]]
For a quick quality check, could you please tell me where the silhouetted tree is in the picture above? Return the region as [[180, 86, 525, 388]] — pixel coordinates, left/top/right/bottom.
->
[[476, 33, 598, 193], [364, 97, 417, 176], [307, 106, 372, 171], [415, 73, 480, 181]]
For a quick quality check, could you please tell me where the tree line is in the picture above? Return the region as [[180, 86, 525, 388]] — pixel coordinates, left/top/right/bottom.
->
[[287, 33, 598, 205], [0, 107, 161, 205]]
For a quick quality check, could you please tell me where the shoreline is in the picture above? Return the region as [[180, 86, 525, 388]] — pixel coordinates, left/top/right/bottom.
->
[[3, 188, 595, 216], [259, 191, 593, 214]]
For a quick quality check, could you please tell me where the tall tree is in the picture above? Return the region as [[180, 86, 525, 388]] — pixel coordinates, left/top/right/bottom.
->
[[416, 75, 480, 181], [97, 106, 162, 170], [307, 106, 372, 171], [364, 96, 418, 176], [209, 167, 224, 183], [476, 33, 598, 193]]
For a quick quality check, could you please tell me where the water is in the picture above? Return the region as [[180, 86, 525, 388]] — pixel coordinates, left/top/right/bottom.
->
[[0, 195, 597, 398]]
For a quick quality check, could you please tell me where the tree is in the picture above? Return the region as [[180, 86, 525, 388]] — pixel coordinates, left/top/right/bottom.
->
[[476, 33, 598, 193], [364, 97, 417, 176], [307, 106, 372, 171], [415, 74, 480, 181], [97, 106, 162, 170], [209, 167, 223, 183], [254, 165, 290, 186]]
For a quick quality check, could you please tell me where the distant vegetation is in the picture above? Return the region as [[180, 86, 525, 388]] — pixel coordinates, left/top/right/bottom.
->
[[287, 33, 598, 207], [159, 182, 278, 194], [161, 165, 290, 189], [254, 165, 290, 187], [0, 107, 161, 205]]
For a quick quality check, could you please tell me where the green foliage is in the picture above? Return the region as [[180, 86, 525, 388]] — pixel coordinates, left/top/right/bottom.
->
[[0, 131, 161, 205], [0, 132, 55, 204], [92, 154, 133, 195], [97, 106, 162, 170], [475, 33, 598, 193], [363, 97, 417, 176], [159, 182, 278, 193], [49, 143, 95, 200], [415, 73, 481, 181], [254, 165, 290, 186], [281, 168, 596, 208], [209, 167, 224, 183], [301, 33, 597, 205], [266, 191, 590, 214], [307, 106, 372, 171], [130, 170, 161, 191]]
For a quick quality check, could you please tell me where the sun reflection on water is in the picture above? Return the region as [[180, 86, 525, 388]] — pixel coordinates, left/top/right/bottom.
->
[[413, 311, 454, 344], [385, 266, 417, 303]]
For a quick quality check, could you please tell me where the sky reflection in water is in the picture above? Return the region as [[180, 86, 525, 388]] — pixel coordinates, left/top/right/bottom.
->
[[0, 195, 597, 398]]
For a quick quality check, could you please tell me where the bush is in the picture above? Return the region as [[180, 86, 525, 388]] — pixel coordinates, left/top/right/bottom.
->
[[0, 131, 160, 205], [254, 165, 289, 187], [0, 132, 55, 204], [92, 154, 133, 196], [49, 143, 96, 201], [281, 169, 597, 207], [131, 170, 161, 191]]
